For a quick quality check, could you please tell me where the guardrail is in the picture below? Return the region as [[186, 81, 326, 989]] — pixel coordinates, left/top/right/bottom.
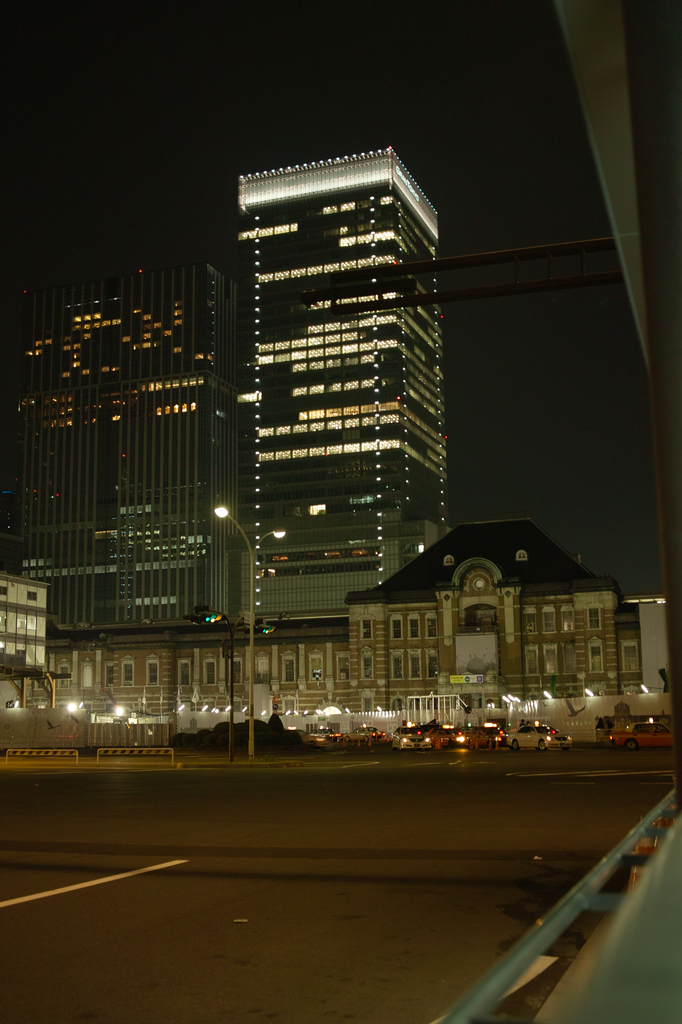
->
[[5, 748, 79, 765], [96, 747, 174, 766], [438, 787, 677, 1024]]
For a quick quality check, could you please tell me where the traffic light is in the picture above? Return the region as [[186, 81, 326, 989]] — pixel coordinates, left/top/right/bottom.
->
[[256, 620, 276, 634], [184, 605, 225, 625]]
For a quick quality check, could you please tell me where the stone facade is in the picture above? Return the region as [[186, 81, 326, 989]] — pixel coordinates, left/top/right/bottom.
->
[[40, 518, 648, 718]]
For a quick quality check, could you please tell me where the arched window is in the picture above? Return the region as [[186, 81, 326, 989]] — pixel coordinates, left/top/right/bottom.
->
[[443, 554, 455, 567], [516, 550, 528, 562]]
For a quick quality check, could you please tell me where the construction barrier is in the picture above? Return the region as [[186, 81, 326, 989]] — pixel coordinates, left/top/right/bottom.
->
[[5, 748, 79, 765], [96, 747, 174, 766]]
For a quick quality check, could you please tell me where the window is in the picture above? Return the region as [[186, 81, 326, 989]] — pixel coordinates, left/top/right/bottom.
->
[[426, 617, 437, 638], [515, 550, 528, 562], [525, 646, 538, 675], [622, 642, 639, 671], [589, 640, 603, 672], [542, 607, 556, 632], [362, 654, 373, 679], [27, 591, 37, 601], [147, 661, 159, 685], [310, 655, 322, 681], [588, 608, 601, 630], [205, 660, 216, 685], [337, 654, 349, 680], [179, 661, 190, 686], [57, 661, 70, 689], [122, 661, 134, 685], [523, 609, 537, 633], [427, 653, 438, 678], [392, 653, 403, 679], [543, 645, 558, 675], [361, 619, 372, 639], [561, 607, 574, 631], [564, 643, 577, 674], [410, 653, 421, 678], [363, 696, 372, 713], [309, 504, 326, 515], [105, 663, 114, 686], [391, 618, 402, 639], [443, 554, 455, 567], [283, 658, 295, 682], [409, 617, 419, 639]]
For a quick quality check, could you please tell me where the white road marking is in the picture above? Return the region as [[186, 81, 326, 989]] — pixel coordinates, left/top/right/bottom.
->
[[507, 769, 673, 778], [503, 954, 559, 996], [550, 782, 595, 785], [0, 859, 187, 910]]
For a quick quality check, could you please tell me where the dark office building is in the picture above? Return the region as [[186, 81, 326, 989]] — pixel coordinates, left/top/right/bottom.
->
[[235, 150, 447, 615], [19, 264, 237, 625]]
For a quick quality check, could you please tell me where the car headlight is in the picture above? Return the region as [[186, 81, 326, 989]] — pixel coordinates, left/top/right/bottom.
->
[[456, 736, 465, 743]]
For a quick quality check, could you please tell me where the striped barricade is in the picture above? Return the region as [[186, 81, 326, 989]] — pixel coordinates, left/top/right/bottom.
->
[[5, 748, 79, 765], [96, 747, 174, 766]]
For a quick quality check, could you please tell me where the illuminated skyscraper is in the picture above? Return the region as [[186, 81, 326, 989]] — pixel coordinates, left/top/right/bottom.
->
[[20, 264, 237, 624], [236, 150, 447, 615]]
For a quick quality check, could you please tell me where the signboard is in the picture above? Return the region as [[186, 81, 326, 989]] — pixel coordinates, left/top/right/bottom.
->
[[449, 674, 484, 685]]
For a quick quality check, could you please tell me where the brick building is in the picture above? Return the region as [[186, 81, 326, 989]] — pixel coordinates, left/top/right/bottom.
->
[[41, 517, 646, 719]]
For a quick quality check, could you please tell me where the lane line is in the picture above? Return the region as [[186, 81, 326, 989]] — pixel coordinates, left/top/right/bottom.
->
[[0, 859, 187, 910], [504, 954, 559, 996], [506, 769, 673, 778], [550, 782, 595, 785]]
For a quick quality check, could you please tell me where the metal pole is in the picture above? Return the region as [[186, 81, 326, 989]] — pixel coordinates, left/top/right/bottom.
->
[[248, 538, 255, 763], [229, 627, 235, 762], [622, 0, 682, 786]]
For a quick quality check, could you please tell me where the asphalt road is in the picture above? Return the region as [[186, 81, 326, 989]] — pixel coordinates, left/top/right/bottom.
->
[[0, 745, 674, 1024]]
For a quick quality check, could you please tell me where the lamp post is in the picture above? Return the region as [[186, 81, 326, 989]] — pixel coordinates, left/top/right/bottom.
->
[[214, 507, 284, 762]]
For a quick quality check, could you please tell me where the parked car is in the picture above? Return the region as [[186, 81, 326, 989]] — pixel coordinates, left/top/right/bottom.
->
[[392, 725, 432, 751], [609, 722, 673, 750], [424, 725, 457, 749], [509, 725, 572, 751], [347, 724, 385, 743], [452, 724, 507, 750]]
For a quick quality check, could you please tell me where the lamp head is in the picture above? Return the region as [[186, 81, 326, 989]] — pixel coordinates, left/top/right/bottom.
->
[[274, 531, 285, 538], [214, 507, 229, 518]]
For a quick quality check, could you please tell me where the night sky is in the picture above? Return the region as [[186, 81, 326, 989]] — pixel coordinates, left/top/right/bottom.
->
[[4, 2, 660, 593]]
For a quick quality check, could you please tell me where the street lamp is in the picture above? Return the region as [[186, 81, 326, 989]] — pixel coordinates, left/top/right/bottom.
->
[[214, 506, 285, 762]]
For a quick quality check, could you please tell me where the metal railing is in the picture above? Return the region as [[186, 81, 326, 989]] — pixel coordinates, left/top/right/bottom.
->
[[438, 788, 677, 1024]]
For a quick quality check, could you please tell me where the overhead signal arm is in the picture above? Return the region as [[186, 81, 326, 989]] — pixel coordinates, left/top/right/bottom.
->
[[301, 237, 623, 316]]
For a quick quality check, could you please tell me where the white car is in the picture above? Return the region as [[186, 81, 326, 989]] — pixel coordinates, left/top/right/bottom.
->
[[392, 725, 432, 751], [509, 725, 572, 751]]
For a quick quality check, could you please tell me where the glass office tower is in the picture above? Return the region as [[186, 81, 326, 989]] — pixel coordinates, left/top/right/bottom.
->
[[236, 150, 447, 616], [20, 264, 237, 624]]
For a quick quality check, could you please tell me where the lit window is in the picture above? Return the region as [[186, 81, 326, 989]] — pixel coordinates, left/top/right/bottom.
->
[[524, 609, 537, 632], [589, 640, 603, 672], [309, 504, 326, 515], [561, 607, 574, 631], [543, 645, 558, 674]]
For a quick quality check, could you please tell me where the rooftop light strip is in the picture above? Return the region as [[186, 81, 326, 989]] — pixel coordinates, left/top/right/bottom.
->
[[238, 151, 437, 241]]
